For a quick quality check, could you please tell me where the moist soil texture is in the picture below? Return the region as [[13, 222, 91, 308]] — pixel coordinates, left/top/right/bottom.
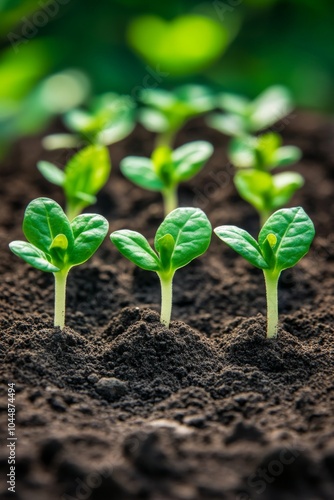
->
[[1, 111, 334, 500]]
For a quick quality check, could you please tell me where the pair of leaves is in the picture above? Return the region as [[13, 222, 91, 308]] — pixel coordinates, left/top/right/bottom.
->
[[208, 86, 292, 136], [111, 207, 212, 275], [43, 93, 135, 149], [9, 198, 108, 273], [38, 144, 111, 218], [214, 207, 315, 272], [120, 141, 213, 192], [229, 132, 301, 170], [234, 169, 304, 214], [139, 85, 215, 134]]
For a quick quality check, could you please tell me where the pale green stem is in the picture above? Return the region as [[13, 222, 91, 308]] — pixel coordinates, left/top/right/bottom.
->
[[162, 187, 178, 216], [53, 269, 69, 329], [155, 130, 176, 149], [158, 272, 174, 328], [66, 201, 83, 221], [259, 210, 272, 228], [263, 270, 280, 339]]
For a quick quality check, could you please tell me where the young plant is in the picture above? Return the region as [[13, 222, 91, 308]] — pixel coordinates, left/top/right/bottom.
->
[[37, 144, 111, 220], [214, 207, 315, 338], [234, 170, 304, 227], [43, 92, 135, 149], [229, 132, 301, 171], [139, 85, 215, 148], [9, 198, 108, 329], [208, 85, 293, 137], [120, 141, 213, 215], [110, 207, 212, 327]]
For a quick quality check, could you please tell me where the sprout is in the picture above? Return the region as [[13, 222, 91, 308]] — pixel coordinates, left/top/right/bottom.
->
[[139, 85, 215, 148], [214, 207, 315, 338], [120, 141, 213, 215], [43, 92, 135, 150], [110, 207, 212, 327], [208, 85, 293, 137], [9, 198, 108, 329], [37, 144, 111, 220]]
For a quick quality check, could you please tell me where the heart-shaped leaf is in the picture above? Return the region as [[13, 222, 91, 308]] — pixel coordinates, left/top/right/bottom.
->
[[259, 207, 315, 271], [214, 226, 268, 269], [120, 156, 164, 191], [69, 213, 109, 266], [172, 141, 213, 182], [154, 207, 211, 270], [110, 230, 161, 271]]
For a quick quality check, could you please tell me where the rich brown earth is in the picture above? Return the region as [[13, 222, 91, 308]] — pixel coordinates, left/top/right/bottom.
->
[[1, 111, 334, 500]]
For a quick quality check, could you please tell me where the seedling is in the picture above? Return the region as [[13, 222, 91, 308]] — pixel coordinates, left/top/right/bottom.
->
[[37, 144, 111, 220], [43, 92, 135, 149], [208, 85, 293, 137], [139, 85, 215, 148], [110, 207, 211, 327], [229, 132, 301, 171], [120, 141, 213, 215], [234, 169, 304, 226], [9, 198, 108, 329], [214, 207, 315, 338]]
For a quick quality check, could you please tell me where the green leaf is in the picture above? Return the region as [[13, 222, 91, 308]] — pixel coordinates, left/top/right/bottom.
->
[[138, 108, 169, 133], [9, 241, 60, 273], [69, 214, 109, 266], [258, 207, 315, 271], [154, 207, 211, 270], [214, 226, 269, 269], [120, 156, 164, 191], [42, 133, 81, 150], [218, 92, 249, 114], [110, 230, 161, 271], [273, 146, 301, 168], [172, 141, 213, 182], [23, 197, 73, 256], [229, 136, 255, 168], [37, 161, 65, 186], [271, 172, 304, 210], [64, 145, 111, 206], [249, 86, 292, 131], [234, 170, 273, 212], [207, 113, 246, 136], [155, 234, 175, 271]]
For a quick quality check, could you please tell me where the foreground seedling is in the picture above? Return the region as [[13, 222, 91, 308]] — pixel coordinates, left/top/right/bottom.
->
[[111, 207, 212, 327], [38, 144, 111, 220], [120, 141, 213, 215], [139, 85, 215, 148], [214, 207, 315, 338], [9, 198, 108, 329], [43, 92, 135, 149], [208, 85, 293, 137]]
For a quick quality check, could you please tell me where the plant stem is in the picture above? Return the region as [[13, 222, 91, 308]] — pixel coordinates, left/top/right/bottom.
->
[[54, 269, 69, 329], [66, 201, 82, 221], [158, 272, 174, 328], [162, 187, 178, 216], [260, 210, 271, 228], [263, 270, 280, 339], [155, 130, 175, 149]]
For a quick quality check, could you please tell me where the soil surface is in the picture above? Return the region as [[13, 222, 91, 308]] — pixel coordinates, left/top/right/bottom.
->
[[1, 111, 334, 500]]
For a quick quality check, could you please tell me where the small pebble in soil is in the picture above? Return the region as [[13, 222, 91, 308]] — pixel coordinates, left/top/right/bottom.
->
[[95, 377, 128, 402]]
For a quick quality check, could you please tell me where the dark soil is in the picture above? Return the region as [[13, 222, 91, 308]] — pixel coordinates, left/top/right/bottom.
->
[[1, 111, 334, 500]]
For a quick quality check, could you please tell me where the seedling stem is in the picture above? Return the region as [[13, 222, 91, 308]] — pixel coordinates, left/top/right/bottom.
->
[[263, 269, 280, 338], [162, 187, 178, 216], [158, 272, 175, 327], [54, 269, 69, 329]]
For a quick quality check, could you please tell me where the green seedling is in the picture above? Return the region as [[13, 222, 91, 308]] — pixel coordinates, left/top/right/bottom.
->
[[229, 132, 301, 170], [43, 92, 135, 149], [110, 207, 212, 327], [139, 85, 215, 148], [37, 144, 111, 220], [9, 198, 108, 329], [214, 207, 315, 338], [208, 85, 292, 137], [120, 141, 213, 215], [234, 169, 304, 227]]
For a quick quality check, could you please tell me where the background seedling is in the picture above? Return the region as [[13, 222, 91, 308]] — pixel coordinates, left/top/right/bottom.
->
[[139, 85, 215, 148], [9, 198, 108, 329], [110, 207, 212, 327], [120, 141, 213, 215], [214, 206, 315, 338], [43, 92, 135, 150], [38, 144, 111, 221], [208, 85, 293, 137]]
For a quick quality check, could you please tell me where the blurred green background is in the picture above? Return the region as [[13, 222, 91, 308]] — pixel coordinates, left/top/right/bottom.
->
[[0, 0, 333, 157]]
